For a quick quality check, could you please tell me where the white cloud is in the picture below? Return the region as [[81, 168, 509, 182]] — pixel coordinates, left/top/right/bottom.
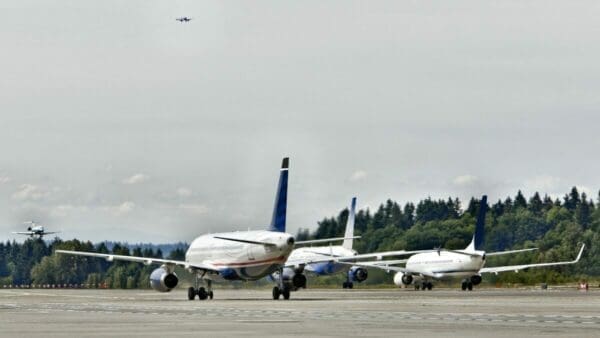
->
[[104, 201, 136, 216], [0, 176, 11, 184], [176, 187, 193, 197], [11, 184, 48, 201], [524, 175, 561, 193], [453, 175, 479, 186], [349, 170, 368, 182], [122, 173, 150, 185], [178, 204, 209, 215]]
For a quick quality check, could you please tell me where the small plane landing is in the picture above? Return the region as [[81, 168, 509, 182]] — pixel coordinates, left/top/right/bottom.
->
[[12, 221, 59, 239], [176, 17, 192, 22]]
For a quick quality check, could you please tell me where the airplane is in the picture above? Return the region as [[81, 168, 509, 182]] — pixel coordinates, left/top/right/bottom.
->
[[176, 17, 192, 22], [57, 157, 299, 300], [12, 221, 60, 239], [344, 195, 586, 291], [276, 197, 435, 294]]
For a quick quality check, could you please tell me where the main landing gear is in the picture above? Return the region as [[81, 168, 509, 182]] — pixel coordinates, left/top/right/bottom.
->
[[188, 275, 214, 300], [414, 281, 433, 290], [461, 279, 473, 291], [272, 268, 291, 300], [342, 281, 354, 289]]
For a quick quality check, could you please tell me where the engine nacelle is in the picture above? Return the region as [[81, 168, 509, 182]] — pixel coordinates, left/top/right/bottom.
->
[[470, 275, 482, 286], [149, 267, 178, 292], [282, 267, 306, 289], [393, 272, 414, 286], [349, 266, 368, 283]]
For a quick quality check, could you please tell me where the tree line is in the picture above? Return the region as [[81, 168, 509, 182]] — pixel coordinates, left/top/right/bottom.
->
[[0, 187, 598, 288]]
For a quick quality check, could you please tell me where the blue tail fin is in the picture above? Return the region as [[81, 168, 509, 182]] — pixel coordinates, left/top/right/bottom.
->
[[466, 195, 487, 251], [268, 157, 289, 232]]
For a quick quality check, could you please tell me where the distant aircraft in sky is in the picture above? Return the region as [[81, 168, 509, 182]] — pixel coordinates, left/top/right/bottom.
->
[[12, 221, 59, 239], [176, 17, 192, 22], [57, 158, 317, 301], [346, 195, 585, 291]]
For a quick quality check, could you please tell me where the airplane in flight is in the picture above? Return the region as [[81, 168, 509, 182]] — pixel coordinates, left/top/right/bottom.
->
[[176, 17, 192, 22], [13, 221, 60, 239], [346, 195, 585, 291], [58, 157, 300, 300]]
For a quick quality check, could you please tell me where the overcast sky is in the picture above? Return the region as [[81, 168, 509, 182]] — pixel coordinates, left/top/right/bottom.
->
[[1, 1, 599, 243]]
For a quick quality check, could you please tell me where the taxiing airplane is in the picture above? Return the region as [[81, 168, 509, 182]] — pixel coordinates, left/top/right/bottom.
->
[[277, 197, 433, 294], [13, 221, 60, 239], [57, 157, 297, 300], [348, 195, 585, 291]]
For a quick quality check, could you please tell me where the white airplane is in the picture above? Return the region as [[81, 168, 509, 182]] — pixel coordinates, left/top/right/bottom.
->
[[347, 195, 586, 291], [57, 157, 299, 300], [13, 221, 60, 238], [278, 197, 433, 294]]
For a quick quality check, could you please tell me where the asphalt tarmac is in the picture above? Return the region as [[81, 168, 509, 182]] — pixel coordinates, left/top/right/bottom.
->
[[0, 288, 598, 337]]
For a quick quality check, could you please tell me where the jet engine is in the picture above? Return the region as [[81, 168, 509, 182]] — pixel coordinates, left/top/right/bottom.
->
[[149, 267, 178, 292], [282, 267, 307, 289], [393, 272, 413, 286], [470, 275, 482, 286], [349, 266, 368, 283]]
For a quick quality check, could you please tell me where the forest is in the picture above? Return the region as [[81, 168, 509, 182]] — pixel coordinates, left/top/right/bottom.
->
[[1, 187, 598, 288]]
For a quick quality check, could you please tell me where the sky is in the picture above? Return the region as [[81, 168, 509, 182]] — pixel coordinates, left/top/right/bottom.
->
[[1, 1, 599, 243]]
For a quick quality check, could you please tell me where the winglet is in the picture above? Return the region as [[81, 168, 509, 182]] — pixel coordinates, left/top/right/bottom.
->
[[269, 157, 289, 232], [342, 197, 357, 250], [574, 243, 585, 263]]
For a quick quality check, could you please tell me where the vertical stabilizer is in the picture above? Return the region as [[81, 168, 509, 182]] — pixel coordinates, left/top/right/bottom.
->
[[268, 157, 289, 232], [465, 195, 487, 252], [342, 197, 357, 250]]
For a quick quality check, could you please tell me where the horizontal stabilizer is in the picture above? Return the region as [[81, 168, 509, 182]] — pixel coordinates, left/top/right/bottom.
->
[[486, 247, 538, 257], [296, 236, 361, 246], [213, 236, 277, 247]]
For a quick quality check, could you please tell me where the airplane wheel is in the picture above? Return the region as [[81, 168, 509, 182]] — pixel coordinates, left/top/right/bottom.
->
[[209, 291, 214, 300], [426, 282, 433, 290], [421, 282, 427, 290], [198, 287, 208, 300], [461, 282, 467, 291], [272, 286, 281, 300], [187, 287, 196, 300], [348, 282, 353, 289], [467, 282, 473, 291], [282, 287, 291, 300], [415, 284, 420, 290], [342, 282, 347, 289]]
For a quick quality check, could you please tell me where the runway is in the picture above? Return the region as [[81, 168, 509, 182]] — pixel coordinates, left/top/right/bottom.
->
[[1, 288, 598, 337]]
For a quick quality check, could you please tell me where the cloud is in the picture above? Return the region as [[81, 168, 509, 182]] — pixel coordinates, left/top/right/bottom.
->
[[453, 175, 479, 186], [11, 184, 48, 201], [176, 187, 193, 197], [523, 175, 561, 193], [177, 204, 209, 215], [103, 201, 136, 216], [0, 176, 11, 184], [349, 170, 368, 182], [122, 173, 150, 185]]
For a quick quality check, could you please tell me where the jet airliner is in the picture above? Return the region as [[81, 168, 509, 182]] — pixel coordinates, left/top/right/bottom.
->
[[13, 221, 59, 239], [347, 195, 585, 291], [57, 158, 298, 300]]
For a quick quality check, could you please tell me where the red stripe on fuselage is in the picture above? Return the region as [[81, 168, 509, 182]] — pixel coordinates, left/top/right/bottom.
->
[[211, 256, 286, 267]]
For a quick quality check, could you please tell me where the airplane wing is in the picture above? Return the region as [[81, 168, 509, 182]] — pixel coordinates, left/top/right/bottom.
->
[[55, 250, 219, 273], [12, 231, 34, 235], [294, 249, 435, 266], [480, 244, 585, 275], [334, 260, 439, 278], [42, 231, 60, 235], [486, 247, 538, 256]]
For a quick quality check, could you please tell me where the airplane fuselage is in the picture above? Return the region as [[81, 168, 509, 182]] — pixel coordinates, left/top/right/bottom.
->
[[287, 246, 357, 276], [185, 230, 294, 281], [405, 251, 485, 280]]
